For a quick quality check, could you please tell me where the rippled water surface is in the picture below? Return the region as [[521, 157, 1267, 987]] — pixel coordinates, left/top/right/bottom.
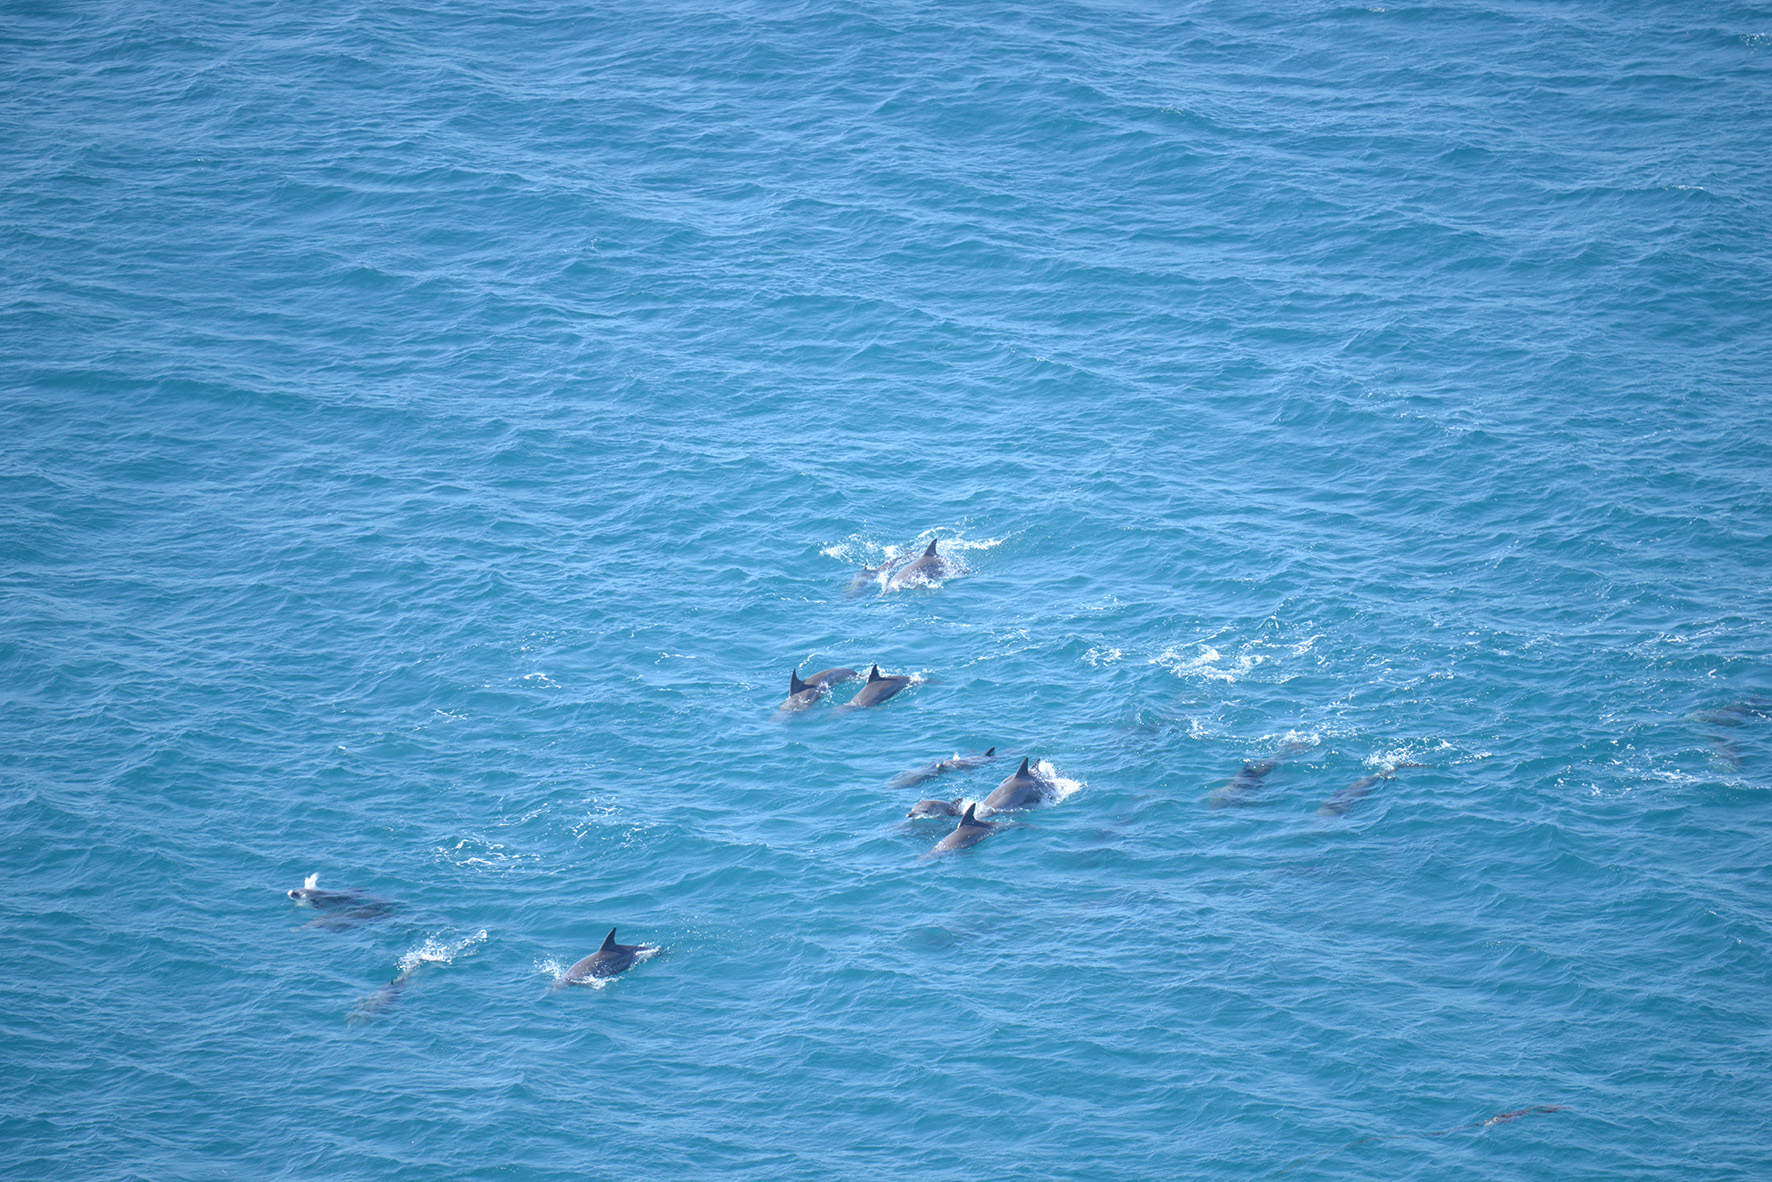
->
[[5, 2, 1772, 1178]]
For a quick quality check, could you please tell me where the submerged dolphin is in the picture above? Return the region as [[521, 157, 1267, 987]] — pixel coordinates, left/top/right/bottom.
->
[[350, 972, 411, 1023], [907, 798, 964, 819], [927, 803, 1004, 856], [980, 757, 1053, 813], [845, 559, 899, 598], [889, 747, 997, 790], [886, 539, 950, 591], [1208, 742, 1311, 809], [843, 664, 912, 709], [556, 927, 659, 986], [1317, 762, 1423, 817], [778, 665, 860, 712]]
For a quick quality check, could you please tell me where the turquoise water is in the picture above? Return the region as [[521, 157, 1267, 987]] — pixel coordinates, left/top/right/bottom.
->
[[5, 2, 1772, 1178]]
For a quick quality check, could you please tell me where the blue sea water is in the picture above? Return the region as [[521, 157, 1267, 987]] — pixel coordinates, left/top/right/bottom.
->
[[5, 1, 1772, 1177]]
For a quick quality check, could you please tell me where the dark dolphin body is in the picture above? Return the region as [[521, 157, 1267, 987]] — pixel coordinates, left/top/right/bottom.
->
[[889, 747, 997, 790], [907, 798, 964, 819], [845, 559, 899, 598], [1317, 762, 1423, 817], [886, 539, 951, 591], [980, 757, 1053, 813], [556, 928, 658, 986], [287, 875, 398, 927], [927, 803, 1004, 857], [843, 665, 912, 709], [1208, 742, 1310, 809], [778, 665, 860, 712], [350, 972, 411, 1023]]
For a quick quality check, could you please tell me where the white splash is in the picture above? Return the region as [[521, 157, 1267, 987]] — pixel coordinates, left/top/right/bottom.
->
[[397, 929, 488, 977]]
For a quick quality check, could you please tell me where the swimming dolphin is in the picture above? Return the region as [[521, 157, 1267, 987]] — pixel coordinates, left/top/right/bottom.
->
[[907, 798, 965, 819], [843, 664, 912, 709], [556, 928, 659, 986], [350, 972, 411, 1023], [980, 757, 1052, 813], [779, 665, 860, 712], [889, 747, 997, 790], [886, 538, 950, 591], [927, 803, 1004, 856], [1317, 762, 1423, 817], [845, 559, 899, 598], [287, 875, 398, 928], [1208, 742, 1311, 809]]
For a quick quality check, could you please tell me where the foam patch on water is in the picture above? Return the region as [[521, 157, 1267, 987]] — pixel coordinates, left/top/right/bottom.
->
[[435, 835, 542, 870], [1153, 644, 1267, 683], [397, 929, 488, 977]]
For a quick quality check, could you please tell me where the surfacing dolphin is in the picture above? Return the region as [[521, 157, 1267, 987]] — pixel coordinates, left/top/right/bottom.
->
[[926, 803, 1005, 857], [555, 927, 660, 986], [778, 665, 859, 712], [287, 874, 398, 927], [1317, 762, 1423, 817], [889, 746, 997, 790], [842, 664, 912, 710], [845, 558, 900, 598], [886, 538, 951, 591], [1208, 742, 1311, 809], [980, 757, 1054, 813], [907, 798, 965, 819]]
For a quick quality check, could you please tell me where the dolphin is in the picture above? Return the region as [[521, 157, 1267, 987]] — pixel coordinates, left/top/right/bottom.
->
[[350, 972, 411, 1023], [287, 873, 366, 910], [1317, 762, 1423, 817], [889, 747, 997, 790], [927, 803, 1004, 856], [907, 798, 965, 819], [843, 664, 912, 709], [778, 665, 860, 712], [845, 559, 898, 598], [556, 927, 659, 986], [980, 757, 1052, 813], [1208, 742, 1311, 809], [886, 538, 950, 591]]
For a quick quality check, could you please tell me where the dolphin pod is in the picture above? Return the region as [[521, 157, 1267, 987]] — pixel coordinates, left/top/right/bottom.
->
[[556, 928, 659, 986]]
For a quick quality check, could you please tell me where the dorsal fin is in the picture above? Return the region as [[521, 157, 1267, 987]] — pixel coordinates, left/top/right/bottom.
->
[[868, 664, 882, 681], [984, 747, 995, 756], [1017, 757, 1030, 775], [923, 538, 939, 557], [790, 668, 807, 694], [600, 927, 617, 952], [961, 803, 977, 824]]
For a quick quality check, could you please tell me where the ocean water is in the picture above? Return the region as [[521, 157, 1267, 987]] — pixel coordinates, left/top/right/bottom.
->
[[5, 1, 1772, 1178]]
